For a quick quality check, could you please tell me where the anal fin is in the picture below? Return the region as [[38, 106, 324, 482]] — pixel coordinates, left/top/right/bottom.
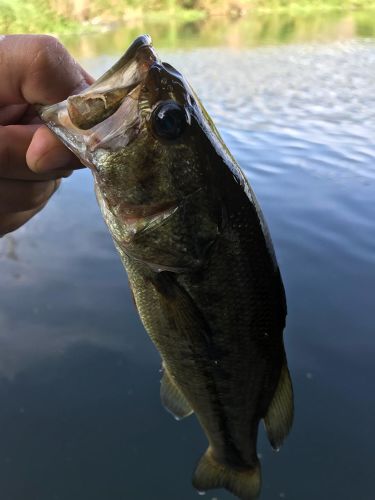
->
[[192, 448, 261, 500], [264, 361, 294, 450], [160, 367, 193, 421]]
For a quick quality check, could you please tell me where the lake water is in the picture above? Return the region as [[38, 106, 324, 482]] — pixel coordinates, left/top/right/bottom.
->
[[1, 10, 375, 500]]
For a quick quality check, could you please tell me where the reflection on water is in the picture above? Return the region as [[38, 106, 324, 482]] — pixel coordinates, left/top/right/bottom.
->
[[1, 11, 375, 500]]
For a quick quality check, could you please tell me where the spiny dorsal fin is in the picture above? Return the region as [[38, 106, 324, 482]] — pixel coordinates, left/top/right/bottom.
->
[[160, 366, 193, 420], [192, 447, 261, 500], [264, 361, 294, 450]]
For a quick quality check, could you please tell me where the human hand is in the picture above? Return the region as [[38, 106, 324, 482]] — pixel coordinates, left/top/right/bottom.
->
[[0, 35, 93, 236]]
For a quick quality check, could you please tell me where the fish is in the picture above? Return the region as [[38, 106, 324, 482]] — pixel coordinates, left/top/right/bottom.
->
[[37, 35, 293, 500]]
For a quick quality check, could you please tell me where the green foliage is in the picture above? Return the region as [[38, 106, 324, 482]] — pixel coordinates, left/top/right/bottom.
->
[[0, 0, 77, 33], [355, 11, 375, 37], [0, 0, 374, 35], [1, 1, 77, 34], [253, 0, 375, 13]]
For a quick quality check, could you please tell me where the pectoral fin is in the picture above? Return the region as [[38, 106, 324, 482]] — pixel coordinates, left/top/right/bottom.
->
[[160, 366, 193, 420], [151, 271, 215, 355], [264, 361, 294, 450]]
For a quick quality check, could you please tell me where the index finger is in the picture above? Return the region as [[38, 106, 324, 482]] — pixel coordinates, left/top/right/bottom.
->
[[0, 34, 93, 105], [0, 35, 94, 173]]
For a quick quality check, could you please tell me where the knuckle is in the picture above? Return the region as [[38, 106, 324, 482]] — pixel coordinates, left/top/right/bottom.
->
[[34, 34, 63, 56], [31, 35, 69, 76], [27, 35, 82, 103]]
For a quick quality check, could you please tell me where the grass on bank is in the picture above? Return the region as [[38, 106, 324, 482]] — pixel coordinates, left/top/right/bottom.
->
[[1, 0, 375, 34], [0, 0, 205, 34]]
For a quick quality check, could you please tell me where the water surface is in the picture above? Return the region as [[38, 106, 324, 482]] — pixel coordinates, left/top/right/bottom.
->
[[1, 11, 375, 500]]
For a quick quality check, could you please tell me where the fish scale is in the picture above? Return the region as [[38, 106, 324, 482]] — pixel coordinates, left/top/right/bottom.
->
[[38, 34, 293, 500]]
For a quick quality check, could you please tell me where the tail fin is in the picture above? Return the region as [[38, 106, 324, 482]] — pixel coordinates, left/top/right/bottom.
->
[[192, 448, 261, 500]]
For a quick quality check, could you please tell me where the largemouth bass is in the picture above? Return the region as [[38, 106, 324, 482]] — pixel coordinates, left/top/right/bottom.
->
[[38, 35, 293, 500]]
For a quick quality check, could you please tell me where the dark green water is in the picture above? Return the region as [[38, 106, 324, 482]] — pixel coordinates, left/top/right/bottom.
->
[[1, 11, 375, 500]]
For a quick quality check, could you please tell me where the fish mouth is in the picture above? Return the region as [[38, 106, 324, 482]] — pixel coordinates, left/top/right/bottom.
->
[[37, 35, 159, 165], [64, 35, 157, 130]]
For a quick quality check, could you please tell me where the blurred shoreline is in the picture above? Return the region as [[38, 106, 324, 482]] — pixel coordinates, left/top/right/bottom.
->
[[1, 0, 375, 36]]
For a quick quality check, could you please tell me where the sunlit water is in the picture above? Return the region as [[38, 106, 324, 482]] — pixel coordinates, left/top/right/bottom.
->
[[1, 13, 375, 500]]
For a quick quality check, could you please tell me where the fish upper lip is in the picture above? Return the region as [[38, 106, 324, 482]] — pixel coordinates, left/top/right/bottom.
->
[[121, 34, 153, 62]]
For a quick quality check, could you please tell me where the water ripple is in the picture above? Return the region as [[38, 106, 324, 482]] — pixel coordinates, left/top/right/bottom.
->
[[164, 40, 375, 185]]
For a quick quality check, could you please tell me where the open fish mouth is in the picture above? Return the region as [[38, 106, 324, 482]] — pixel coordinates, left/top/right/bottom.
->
[[37, 35, 158, 165]]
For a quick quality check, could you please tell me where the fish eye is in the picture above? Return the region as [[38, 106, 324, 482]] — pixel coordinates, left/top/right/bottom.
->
[[151, 101, 188, 140]]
